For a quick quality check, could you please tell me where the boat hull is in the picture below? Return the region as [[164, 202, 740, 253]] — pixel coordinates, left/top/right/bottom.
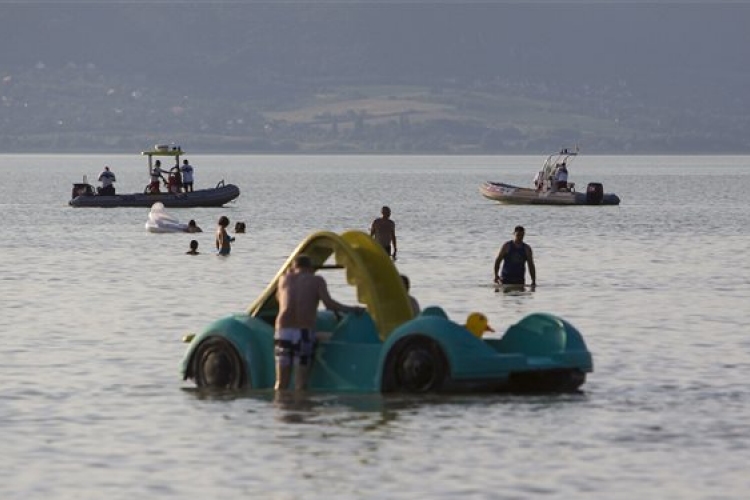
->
[[70, 184, 240, 208], [480, 182, 620, 206]]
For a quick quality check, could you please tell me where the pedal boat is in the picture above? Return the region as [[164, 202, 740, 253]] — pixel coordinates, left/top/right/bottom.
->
[[180, 230, 593, 393]]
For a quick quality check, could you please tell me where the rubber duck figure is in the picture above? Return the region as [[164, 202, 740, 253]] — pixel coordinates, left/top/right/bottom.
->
[[465, 312, 495, 338]]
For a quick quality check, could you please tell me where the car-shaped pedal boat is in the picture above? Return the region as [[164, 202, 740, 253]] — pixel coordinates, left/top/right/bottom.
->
[[180, 230, 593, 393]]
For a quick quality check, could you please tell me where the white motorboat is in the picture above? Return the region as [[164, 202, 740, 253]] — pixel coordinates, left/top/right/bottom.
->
[[480, 148, 621, 206]]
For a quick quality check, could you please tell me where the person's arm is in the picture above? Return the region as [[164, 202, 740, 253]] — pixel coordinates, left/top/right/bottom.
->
[[391, 222, 397, 258], [317, 277, 362, 315], [526, 245, 536, 286], [493, 243, 507, 283], [369, 219, 376, 238]]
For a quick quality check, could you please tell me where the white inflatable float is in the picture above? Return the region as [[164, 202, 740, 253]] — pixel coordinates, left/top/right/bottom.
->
[[145, 202, 188, 233]]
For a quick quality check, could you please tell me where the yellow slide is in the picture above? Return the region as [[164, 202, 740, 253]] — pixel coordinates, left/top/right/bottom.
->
[[248, 230, 413, 340], [338, 230, 414, 339]]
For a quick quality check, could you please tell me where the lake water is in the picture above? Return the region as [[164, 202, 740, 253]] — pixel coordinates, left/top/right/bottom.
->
[[1, 154, 749, 499]]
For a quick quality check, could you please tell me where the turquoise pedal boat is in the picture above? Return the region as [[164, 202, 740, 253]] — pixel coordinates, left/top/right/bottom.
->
[[180, 230, 593, 393]]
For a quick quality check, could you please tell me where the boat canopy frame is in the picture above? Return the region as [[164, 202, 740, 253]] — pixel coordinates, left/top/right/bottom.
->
[[141, 145, 183, 176], [540, 146, 579, 183]]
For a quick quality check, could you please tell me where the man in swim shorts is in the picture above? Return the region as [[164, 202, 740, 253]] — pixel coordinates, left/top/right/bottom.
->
[[370, 205, 397, 259], [274, 254, 364, 391]]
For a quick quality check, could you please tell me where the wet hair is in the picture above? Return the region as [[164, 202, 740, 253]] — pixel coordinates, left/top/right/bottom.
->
[[234, 221, 246, 233], [382, 206, 391, 215], [294, 254, 313, 269], [218, 216, 229, 227], [188, 219, 197, 227], [514, 225, 525, 233], [189, 240, 198, 250]]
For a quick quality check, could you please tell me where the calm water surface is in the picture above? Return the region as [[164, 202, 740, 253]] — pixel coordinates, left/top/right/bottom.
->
[[1, 154, 749, 499]]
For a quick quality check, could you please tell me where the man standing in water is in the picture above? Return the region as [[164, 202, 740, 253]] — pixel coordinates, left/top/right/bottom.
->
[[274, 254, 363, 391], [493, 225, 536, 289], [370, 205, 397, 259]]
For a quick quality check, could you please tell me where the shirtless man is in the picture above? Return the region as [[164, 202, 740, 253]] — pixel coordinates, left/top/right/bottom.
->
[[274, 254, 363, 391], [370, 206, 397, 259]]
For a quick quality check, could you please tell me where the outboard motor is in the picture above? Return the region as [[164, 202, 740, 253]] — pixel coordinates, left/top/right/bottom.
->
[[586, 182, 604, 205], [71, 183, 95, 199]]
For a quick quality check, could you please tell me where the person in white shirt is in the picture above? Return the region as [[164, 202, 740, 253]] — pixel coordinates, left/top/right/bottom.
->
[[97, 166, 116, 195], [555, 162, 569, 190], [180, 159, 195, 192]]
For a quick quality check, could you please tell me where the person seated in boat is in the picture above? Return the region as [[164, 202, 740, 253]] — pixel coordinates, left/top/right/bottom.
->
[[185, 219, 202, 233], [555, 162, 569, 191], [148, 160, 167, 194], [532, 170, 544, 192], [400, 274, 420, 316], [97, 166, 116, 195]]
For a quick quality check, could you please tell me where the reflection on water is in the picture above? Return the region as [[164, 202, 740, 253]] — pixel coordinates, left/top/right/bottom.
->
[[183, 385, 591, 429]]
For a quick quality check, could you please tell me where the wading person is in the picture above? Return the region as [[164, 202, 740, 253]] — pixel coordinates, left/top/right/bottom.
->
[[370, 205, 397, 259], [215, 215, 234, 256], [493, 225, 536, 288], [274, 254, 363, 391]]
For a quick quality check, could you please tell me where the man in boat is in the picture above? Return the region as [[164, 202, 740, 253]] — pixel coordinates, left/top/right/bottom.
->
[[370, 206, 397, 260], [274, 254, 363, 391], [401, 274, 421, 316], [555, 162, 569, 191], [148, 160, 167, 194], [97, 166, 116, 195], [493, 225, 536, 289], [180, 159, 195, 192], [533, 170, 545, 191]]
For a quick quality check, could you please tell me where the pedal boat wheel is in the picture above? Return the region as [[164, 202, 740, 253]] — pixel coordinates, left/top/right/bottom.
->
[[193, 337, 246, 389], [383, 335, 448, 393]]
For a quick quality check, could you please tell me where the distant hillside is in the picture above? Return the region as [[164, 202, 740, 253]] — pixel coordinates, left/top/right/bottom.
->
[[1, 3, 748, 153]]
